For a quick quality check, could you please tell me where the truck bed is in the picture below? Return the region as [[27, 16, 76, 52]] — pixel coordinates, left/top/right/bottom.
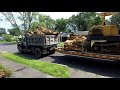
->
[[26, 35, 58, 46], [56, 47, 120, 61]]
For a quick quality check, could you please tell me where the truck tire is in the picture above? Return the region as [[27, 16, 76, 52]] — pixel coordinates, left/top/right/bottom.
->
[[35, 48, 42, 58], [18, 46, 23, 54], [92, 45, 101, 53], [49, 50, 55, 54]]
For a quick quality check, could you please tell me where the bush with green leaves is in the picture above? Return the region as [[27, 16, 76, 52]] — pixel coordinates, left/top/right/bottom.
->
[[11, 36, 17, 41], [1, 34, 14, 42]]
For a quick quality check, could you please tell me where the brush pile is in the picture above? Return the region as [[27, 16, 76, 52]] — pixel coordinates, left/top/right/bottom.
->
[[0, 64, 12, 78], [24, 27, 59, 37], [64, 35, 87, 51]]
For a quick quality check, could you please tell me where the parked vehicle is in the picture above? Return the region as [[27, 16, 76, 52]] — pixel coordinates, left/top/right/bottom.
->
[[17, 27, 59, 58]]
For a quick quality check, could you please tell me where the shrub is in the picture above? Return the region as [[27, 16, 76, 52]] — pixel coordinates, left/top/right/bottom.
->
[[0, 64, 12, 78], [1, 34, 14, 42], [11, 36, 17, 41]]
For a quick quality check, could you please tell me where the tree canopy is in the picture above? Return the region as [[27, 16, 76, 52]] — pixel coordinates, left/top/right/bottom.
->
[[0, 12, 104, 35], [67, 12, 102, 32], [110, 12, 120, 30]]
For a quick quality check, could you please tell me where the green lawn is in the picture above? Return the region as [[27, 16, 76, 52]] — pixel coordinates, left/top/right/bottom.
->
[[0, 64, 12, 78], [0, 53, 70, 78], [0, 41, 17, 44], [58, 42, 64, 47]]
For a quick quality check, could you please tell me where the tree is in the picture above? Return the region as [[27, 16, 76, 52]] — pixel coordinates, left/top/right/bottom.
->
[[67, 15, 79, 32], [1, 12, 20, 33], [38, 14, 55, 30], [30, 14, 56, 31], [8, 28, 20, 36], [90, 16, 102, 26], [31, 22, 44, 31], [18, 12, 38, 30], [0, 28, 6, 36], [1, 34, 13, 42], [55, 18, 68, 32], [1, 12, 38, 35], [110, 12, 120, 30], [67, 12, 102, 32]]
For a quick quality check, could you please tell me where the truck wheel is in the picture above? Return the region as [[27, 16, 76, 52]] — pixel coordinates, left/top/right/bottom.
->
[[92, 45, 101, 53], [49, 50, 55, 54], [51, 50, 55, 54], [35, 48, 42, 58], [18, 46, 23, 54]]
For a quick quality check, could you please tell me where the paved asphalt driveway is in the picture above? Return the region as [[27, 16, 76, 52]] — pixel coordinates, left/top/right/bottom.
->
[[1, 44, 120, 78]]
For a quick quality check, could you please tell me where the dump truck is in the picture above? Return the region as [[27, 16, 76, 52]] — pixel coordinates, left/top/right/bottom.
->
[[56, 12, 120, 61], [17, 27, 59, 58]]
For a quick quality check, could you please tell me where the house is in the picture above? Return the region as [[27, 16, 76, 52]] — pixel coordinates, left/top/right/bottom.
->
[[58, 31, 89, 42], [74, 31, 89, 36], [58, 32, 72, 42]]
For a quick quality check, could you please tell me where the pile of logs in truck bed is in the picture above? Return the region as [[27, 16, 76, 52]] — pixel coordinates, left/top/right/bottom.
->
[[24, 27, 59, 37]]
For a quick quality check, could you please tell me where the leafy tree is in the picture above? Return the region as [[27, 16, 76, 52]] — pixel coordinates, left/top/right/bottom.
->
[[1, 12, 38, 35], [0, 28, 6, 36], [110, 12, 120, 31], [1, 12, 20, 31], [18, 12, 38, 30], [67, 12, 102, 32], [67, 15, 78, 32], [31, 22, 42, 30], [38, 14, 55, 30], [1, 34, 13, 42], [8, 28, 20, 36], [90, 16, 102, 27], [55, 18, 68, 32], [30, 14, 56, 31], [1, 12, 103, 34]]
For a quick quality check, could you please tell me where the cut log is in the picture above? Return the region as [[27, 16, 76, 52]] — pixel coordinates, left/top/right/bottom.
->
[[24, 26, 58, 37], [64, 35, 87, 51]]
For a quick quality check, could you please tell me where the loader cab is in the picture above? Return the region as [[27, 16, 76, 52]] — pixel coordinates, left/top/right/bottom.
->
[[87, 12, 119, 52], [89, 26, 103, 36], [89, 12, 119, 37]]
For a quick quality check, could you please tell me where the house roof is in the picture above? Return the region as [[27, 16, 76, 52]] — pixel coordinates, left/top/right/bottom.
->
[[58, 33, 71, 37], [74, 31, 89, 35], [58, 33, 64, 36]]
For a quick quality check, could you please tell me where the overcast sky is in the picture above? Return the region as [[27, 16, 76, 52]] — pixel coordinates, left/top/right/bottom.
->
[[40, 12, 78, 20], [0, 12, 111, 30]]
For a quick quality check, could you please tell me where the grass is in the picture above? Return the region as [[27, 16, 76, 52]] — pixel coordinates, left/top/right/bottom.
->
[[58, 42, 64, 47], [0, 53, 70, 78], [0, 40, 17, 44], [0, 64, 12, 78], [0, 40, 7, 44]]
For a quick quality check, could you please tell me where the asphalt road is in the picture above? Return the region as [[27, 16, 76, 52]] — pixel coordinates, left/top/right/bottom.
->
[[1, 44, 120, 78]]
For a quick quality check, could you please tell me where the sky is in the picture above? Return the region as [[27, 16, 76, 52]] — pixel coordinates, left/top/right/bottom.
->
[[0, 12, 111, 30], [39, 12, 78, 20]]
